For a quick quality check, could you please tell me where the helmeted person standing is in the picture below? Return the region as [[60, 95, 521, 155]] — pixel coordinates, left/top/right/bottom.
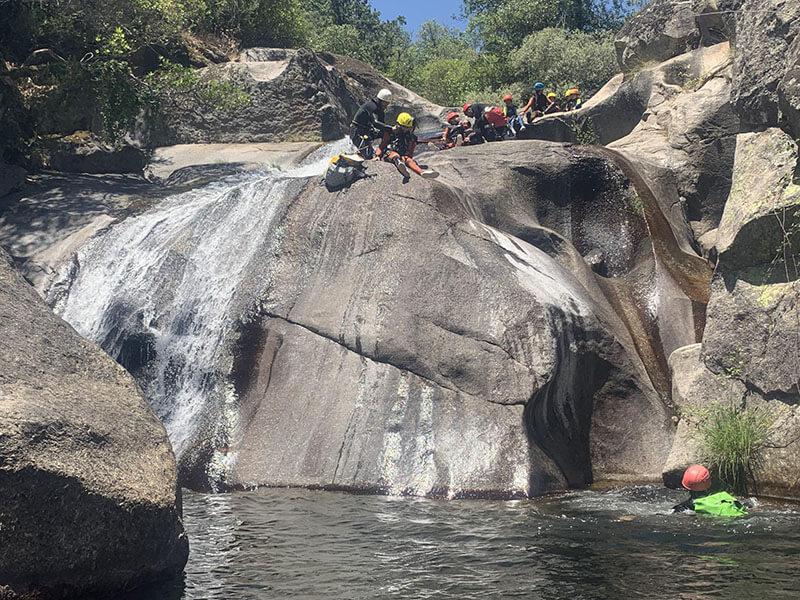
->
[[672, 464, 749, 517], [350, 88, 393, 159]]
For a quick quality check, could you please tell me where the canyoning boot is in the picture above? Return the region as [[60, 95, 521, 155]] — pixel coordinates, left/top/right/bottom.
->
[[419, 169, 439, 179]]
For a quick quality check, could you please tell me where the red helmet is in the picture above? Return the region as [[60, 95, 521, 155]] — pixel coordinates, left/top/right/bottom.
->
[[503, 94, 513, 102], [682, 464, 711, 491], [446, 111, 460, 124], [462, 103, 472, 115]]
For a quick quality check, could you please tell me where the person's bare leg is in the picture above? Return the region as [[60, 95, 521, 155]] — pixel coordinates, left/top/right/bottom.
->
[[405, 157, 439, 179]]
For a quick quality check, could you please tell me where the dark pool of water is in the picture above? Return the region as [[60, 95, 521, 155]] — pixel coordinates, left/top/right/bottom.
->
[[136, 486, 800, 599]]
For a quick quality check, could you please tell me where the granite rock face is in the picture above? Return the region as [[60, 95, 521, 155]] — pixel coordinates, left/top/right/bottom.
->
[[615, 0, 701, 72], [144, 48, 445, 147], [703, 128, 800, 400], [732, 0, 800, 132], [203, 142, 678, 495], [0, 250, 188, 599]]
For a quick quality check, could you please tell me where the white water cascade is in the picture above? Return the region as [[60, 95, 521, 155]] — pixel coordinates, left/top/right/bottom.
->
[[51, 140, 352, 476]]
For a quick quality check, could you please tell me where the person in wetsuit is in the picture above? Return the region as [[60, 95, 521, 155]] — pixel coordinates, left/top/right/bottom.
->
[[350, 88, 392, 159], [377, 112, 439, 180], [672, 464, 748, 517]]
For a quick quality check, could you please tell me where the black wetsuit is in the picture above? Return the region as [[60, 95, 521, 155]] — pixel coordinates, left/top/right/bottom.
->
[[350, 98, 387, 157]]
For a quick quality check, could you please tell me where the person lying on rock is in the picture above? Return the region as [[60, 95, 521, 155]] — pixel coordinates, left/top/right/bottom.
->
[[519, 82, 550, 122], [443, 112, 477, 148], [376, 112, 439, 180], [503, 94, 527, 137], [463, 102, 505, 142], [563, 88, 583, 111], [350, 88, 393, 159], [672, 464, 748, 517]]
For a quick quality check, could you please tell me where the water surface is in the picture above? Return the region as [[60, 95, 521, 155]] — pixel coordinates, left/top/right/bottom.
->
[[137, 486, 800, 599]]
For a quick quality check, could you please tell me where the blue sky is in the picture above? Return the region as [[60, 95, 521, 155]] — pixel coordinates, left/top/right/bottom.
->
[[370, 0, 466, 35]]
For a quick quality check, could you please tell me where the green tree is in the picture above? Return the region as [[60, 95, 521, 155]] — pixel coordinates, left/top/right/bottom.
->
[[463, 0, 645, 53], [304, 0, 409, 71], [510, 27, 618, 97], [203, 0, 311, 47]]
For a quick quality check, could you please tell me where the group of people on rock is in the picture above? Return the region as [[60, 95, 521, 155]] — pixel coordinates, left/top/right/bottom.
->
[[348, 83, 583, 180], [448, 84, 583, 147]]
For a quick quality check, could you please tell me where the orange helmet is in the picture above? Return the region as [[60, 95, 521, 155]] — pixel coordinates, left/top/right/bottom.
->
[[503, 94, 513, 102], [446, 111, 460, 124], [682, 464, 712, 492]]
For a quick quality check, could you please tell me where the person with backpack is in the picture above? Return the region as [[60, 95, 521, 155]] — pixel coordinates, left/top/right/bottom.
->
[[350, 88, 393, 159], [376, 112, 439, 180], [519, 82, 550, 122], [502, 94, 527, 136], [463, 102, 506, 142], [672, 464, 749, 517]]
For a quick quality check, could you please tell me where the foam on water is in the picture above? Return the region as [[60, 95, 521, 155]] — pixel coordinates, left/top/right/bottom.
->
[[51, 139, 352, 467]]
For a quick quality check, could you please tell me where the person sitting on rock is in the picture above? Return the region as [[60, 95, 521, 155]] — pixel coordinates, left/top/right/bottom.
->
[[672, 464, 748, 517], [443, 112, 475, 148], [376, 112, 439, 180], [502, 94, 527, 136], [544, 92, 561, 114], [463, 102, 505, 142], [519, 82, 550, 122], [564, 88, 583, 111], [350, 88, 393, 159]]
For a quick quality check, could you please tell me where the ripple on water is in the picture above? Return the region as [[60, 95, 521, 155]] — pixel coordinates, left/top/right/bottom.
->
[[132, 486, 800, 600]]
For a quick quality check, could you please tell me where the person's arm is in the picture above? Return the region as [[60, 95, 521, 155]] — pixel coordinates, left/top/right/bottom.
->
[[672, 498, 695, 513], [375, 129, 391, 158], [519, 96, 534, 115]]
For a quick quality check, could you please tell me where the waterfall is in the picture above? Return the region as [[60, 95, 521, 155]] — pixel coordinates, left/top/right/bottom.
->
[[51, 140, 352, 472]]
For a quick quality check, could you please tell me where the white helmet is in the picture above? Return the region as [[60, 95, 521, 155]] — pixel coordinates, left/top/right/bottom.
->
[[377, 88, 392, 102]]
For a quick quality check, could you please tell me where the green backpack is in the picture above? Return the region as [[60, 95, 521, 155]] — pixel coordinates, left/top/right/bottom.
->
[[693, 492, 748, 517]]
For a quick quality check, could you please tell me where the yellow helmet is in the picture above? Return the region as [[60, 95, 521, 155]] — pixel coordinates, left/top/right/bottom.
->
[[566, 88, 580, 97], [547, 92, 557, 100], [396, 112, 414, 128]]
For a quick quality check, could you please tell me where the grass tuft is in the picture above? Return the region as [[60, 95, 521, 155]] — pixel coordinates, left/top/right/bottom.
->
[[698, 403, 774, 495]]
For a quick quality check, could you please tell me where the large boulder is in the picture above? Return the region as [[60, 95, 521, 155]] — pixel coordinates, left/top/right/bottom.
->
[[0, 250, 188, 598], [702, 128, 800, 399], [226, 143, 675, 494], [732, 0, 800, 132], [615, 0, 702, 72], [52, 141, 676, 497], [144, 48, 445, 147]]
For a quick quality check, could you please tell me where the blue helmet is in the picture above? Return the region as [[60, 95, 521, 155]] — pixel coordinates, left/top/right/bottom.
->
[[534, 82, 545, 91]]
